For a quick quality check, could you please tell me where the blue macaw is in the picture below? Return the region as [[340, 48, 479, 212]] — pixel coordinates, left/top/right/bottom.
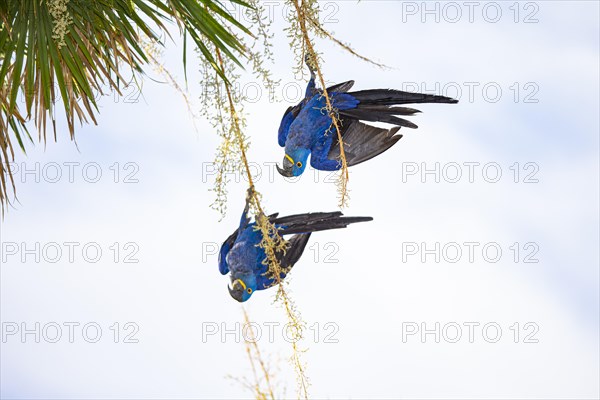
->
[[219, 193, 372, 302], [276, 62, 459, 177]]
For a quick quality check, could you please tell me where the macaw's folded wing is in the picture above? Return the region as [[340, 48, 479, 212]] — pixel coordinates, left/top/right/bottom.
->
[[218, 230, 238, 275], [328, 120, 402, 167], [279, 234, 312, 270], [257, 233, 312, 289], [219, 209, 280, 275]]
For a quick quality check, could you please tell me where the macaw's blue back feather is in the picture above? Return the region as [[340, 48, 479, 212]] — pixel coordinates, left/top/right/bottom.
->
[[331, 93, 360, 110], [285, 93, 359, 151], [277, 80, 356, 148]]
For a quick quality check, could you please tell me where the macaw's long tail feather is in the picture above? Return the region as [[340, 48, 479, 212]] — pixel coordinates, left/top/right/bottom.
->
[[339, 108, 419, 129], [349, 89, 458, 106], [273, 212, 373, 235], [329, 120, 402, 167], [359, 105, 422, 115], [340, 89, 458, 129], [326, 80, 355, 94]]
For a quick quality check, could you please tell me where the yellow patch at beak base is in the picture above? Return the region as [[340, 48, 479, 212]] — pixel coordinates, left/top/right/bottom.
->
[[233, 279, 247, 290]]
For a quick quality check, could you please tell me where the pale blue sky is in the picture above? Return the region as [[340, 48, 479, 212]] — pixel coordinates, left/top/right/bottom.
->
[[1, 1, 599, 398]]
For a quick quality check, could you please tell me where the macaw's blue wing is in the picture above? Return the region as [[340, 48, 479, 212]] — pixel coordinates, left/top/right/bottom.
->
[[279, 234, 312, 268], [256, 233, 312, 289], [322, 90, 458, 167], [219, 206, 276, 275], [254, 211, 372, 289], [219, 201, 254, 275], [277, 80, 356, 147], [278, 105, 302, 147], [218, 230, 238, 275], [327, 120, 403, 167]]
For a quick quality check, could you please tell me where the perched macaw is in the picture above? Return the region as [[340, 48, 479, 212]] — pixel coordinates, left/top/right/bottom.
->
[[219, 194, 372, 302], [276, 63, 459, 177]]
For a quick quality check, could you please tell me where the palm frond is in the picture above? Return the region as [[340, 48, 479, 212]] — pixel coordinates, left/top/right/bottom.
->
[[0, 0, 252, 214]]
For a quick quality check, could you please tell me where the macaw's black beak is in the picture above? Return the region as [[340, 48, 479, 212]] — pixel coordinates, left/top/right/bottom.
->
[[277, 157, 294, 177], [228, 284, 245, 302]]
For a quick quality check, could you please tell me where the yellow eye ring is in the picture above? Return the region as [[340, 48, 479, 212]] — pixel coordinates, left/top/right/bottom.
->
[[296, 161, 302, 168], [246, 288, 252, 294]]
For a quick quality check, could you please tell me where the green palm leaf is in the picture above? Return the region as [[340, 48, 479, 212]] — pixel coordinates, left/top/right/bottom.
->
[[0, 0, 252, 214]]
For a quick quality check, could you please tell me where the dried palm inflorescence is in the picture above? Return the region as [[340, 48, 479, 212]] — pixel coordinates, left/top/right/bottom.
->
[[286, 0, 350, 208], [47, 0, 72, 49], [242, 307, 277, 400], [141, 34, 199, 132]]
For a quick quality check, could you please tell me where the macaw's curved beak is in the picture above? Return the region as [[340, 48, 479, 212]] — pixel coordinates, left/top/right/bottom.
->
[[277, 157, 294, 177], [228, 283, 245, 302]]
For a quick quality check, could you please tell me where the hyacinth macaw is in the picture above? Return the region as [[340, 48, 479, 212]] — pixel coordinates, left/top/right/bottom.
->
[[276, 63, 459, 177], [219, 193, 372, 302]]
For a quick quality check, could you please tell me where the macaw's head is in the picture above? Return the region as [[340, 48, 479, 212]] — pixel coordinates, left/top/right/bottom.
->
[[277, 148, 310, 177], [228, 275, 257, 303]]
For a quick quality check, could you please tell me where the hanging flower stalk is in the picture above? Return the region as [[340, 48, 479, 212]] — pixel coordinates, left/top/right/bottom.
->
[[287, 0, 349, 207], [141, 35, 199, 132], [211, 42, 310, 398], [285, 0, 390, 208], [195, 2, 308, 394], [242, 307, 276, 400]]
